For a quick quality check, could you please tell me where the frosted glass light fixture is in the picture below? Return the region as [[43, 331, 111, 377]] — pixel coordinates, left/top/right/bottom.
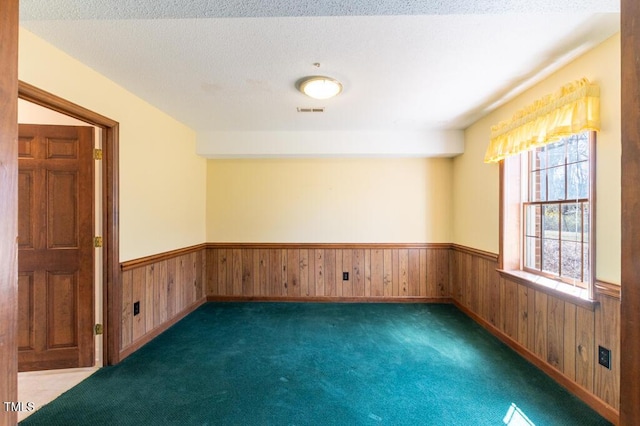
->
[[297, 76, 343, 99]]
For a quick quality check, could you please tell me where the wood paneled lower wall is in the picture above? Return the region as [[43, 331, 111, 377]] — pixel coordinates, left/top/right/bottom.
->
[[119, 245, 206, 359], [205, 243, 451, 301], [450, 244, 621, 424]]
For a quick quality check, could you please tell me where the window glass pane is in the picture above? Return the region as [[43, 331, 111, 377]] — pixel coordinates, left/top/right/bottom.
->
[[525, 236, 541, 270], [525, 205, 541, 237], [577, 132, 589, 161], [567, 161, 589, 200], [542, 204, 559, 239], [567, 133, 589, 163], [561, 240, 582, 281], [518, 133, 592, 286], [548, 166, 566, 201], [561, 203, 582, 242], [547, 139, 566, 167], [542, 239, 559, 275], [567, 134, 579, 163]]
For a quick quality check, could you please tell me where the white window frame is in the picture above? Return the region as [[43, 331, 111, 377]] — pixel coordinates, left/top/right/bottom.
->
[[498, 132, 596, 303]]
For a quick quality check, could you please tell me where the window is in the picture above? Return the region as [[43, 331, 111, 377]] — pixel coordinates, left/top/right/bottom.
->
[[499, 131, 595, 300], [486, 79, 599, 302], [522, 132, 593, 288]]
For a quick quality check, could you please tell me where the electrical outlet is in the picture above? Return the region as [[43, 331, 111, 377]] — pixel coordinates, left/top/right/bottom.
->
[[343, 272, 349, 281], [598, 345, 611, 369], [134, 301, 140, 316]]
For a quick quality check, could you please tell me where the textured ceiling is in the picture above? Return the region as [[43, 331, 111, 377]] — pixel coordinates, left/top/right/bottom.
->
[[19, 1, 620, 157], [20, 0, 619, 19]]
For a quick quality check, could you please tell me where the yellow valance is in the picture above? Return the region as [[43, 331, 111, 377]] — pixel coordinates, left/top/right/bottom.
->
[[484, 78, 600, 163]]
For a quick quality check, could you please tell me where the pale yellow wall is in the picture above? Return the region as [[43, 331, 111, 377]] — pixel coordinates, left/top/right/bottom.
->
[[19, 28, 207, 261], [453, 33, 621, 284], [207, 158, 452, 243]]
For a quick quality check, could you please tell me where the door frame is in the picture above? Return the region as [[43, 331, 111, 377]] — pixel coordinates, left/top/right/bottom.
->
[[18, 81, 122, 366], [0, 1, 19, 424]]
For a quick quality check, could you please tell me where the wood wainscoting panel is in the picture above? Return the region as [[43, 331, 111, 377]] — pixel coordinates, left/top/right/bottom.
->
[[118, 242, 620, 422], [131, 267, 146, 342], [166, 257, 178, 318], [398, 249, 408, 296], [206, 244, 451, 302], [516, 284, 530, 349], [365, 249, 382, 297], [334, 249, 343, 296], [575, 305, 595, 393], [281, 249, 289, 296], [313, 249, 324, 296], [289, 249, 299, 297], [563, 303, 577, 381], [533, 291, 548, 362], [390, 249, 400, 296], [547, 296, 565, 371], [232, 249, 242, 296], [221, 249, 233, 296], [450, 244, 620, 424], [120, 246, 206, 358], [300, 249, 311, 297], [120, 270, 133, 349], [321, 249, 334, 296], [353, 249, 366, 297], [502, 278, 518, 340], [594, 295, 621, 410], [152, 261, 168, 326], [287, 248, 300, 297], [242, 249, 254, 296], [145, 265, 155, 334], [259, 249, 270, 296]]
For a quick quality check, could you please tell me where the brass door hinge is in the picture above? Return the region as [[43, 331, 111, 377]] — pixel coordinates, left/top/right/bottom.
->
[[94, 236, 103, 248], [94, 324, 104, 335], [94, 148, 103, 160]]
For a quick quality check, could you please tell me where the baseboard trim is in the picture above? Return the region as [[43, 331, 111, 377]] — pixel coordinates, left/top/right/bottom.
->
[[453, 300, 619, 425], [207, 296, 453, 304], [119, 297, 207, 361]]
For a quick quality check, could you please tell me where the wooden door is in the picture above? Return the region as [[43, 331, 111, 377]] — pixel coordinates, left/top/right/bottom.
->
[[17, 124, 95, 371]]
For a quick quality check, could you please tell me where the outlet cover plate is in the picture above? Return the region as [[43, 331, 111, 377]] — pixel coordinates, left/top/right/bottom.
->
[[343, 272, 349, 281], [134, 301, 140, 316], [598, 345, 611, 369]]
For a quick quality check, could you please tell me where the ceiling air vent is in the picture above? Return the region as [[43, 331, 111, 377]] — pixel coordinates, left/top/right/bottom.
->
[[297, 107, 325, 113]]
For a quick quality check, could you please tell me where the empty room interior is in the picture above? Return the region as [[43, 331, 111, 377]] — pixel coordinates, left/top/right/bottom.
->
[[3, 0, 640, 425]]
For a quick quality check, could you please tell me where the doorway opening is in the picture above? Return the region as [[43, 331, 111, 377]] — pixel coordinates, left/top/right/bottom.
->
[[17, 107, 102, 371], [16, 82, 121, 419]]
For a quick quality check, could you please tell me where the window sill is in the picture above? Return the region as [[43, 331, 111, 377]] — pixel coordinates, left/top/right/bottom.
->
[[497, 269, 598, 311]]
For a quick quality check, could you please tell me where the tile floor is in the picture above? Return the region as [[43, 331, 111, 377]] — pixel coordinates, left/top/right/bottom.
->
[[17, 367, 99, 422]]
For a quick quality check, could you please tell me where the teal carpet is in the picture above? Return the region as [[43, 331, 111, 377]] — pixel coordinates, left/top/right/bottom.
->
[[21, 303, 611, 425]]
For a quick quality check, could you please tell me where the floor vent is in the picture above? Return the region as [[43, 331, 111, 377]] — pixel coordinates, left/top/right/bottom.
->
[[297, 107, 325, 113]]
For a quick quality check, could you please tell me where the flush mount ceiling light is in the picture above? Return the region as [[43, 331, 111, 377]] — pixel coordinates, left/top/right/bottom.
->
[[297, 76, 343, 100]]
